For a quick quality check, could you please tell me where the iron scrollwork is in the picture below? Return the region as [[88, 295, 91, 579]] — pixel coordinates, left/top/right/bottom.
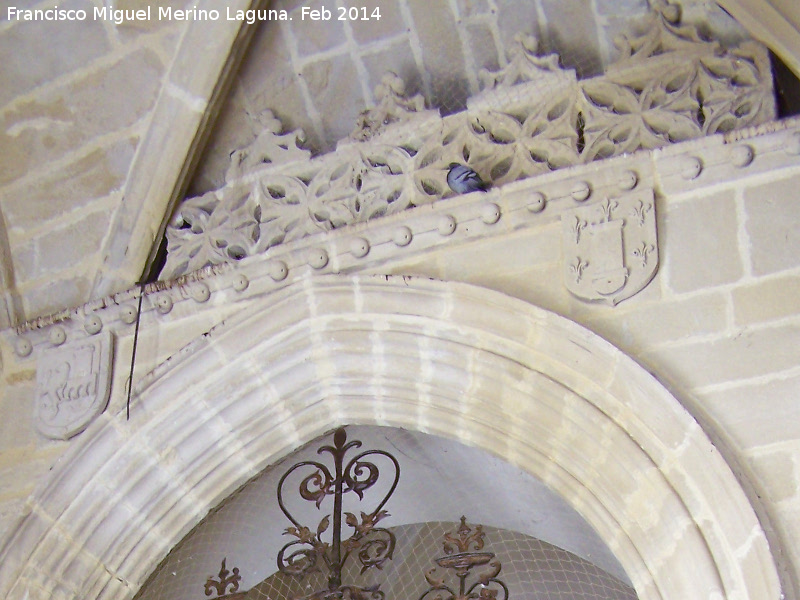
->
[[204, 557, 242, 598], [277, 428, 400, 600], [419, 517, 509, 600]]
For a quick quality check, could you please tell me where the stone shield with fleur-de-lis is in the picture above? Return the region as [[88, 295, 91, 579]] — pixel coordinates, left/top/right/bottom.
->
[[561, 188, 658, 305]]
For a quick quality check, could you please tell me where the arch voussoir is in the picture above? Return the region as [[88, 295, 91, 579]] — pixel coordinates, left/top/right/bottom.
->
[[0, 275, 782, 600]]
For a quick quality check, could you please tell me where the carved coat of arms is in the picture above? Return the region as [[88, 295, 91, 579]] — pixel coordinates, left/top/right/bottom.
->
[[35, 330, 113, 440], [562, 188, 658, 305]]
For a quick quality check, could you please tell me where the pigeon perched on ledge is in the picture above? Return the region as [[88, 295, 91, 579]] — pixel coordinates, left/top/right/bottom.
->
[[447, 163, 490, 194]]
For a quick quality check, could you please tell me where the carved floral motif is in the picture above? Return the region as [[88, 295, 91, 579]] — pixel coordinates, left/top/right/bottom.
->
[[226, 110, 311, 183], [163, 2, 774, 280], [350, 72, 431, 141], [477, 33, 564, 90]]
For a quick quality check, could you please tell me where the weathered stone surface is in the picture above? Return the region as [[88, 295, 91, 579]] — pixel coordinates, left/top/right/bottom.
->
[[2, 138, 136, 232], [495, 0, 542, 56], [456, 0, 491, 18], [0, 277, 782, 600], [407, 0, 469, 109], [0, 0, 110, 106], [595, 0, 647, 15], [349, 0, 406, 44], [301, 55, 365, 144], [748, 450, 797, 503], [0, 449, 47, 497], [703, 374, 800, 448], [0, 0, 42, 13], [680, 0, 751, 46], [540, 0, 603, 76], [733, 274, 800, 325], [744, 174, 800, 276], [466, 22, 502, 73], [289, 1, 346, 56], [112, 0, 188, 35], [166, 4, 250, 100], [361, 40, 422, 104], [0, 49, 163, 188], [0, 378, 36, 450], [2, 2, 800, 598], [188, 24, 314, 192], [664, 192, 743, 293], [13, 211, 112, 283], [20, 277, 91, 322], [588, 292, 727, 351], [0, 498, 26, 549], [645, 323, 800, 389]]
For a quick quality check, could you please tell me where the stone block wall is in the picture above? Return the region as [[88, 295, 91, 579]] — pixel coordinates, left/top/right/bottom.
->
[[0, 1, 191, 324], [0, 0, 756, 323], [1, 1, 799, 597]]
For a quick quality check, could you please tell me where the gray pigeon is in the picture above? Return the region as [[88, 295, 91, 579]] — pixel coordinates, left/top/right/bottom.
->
[[447, 163, 490, 194]]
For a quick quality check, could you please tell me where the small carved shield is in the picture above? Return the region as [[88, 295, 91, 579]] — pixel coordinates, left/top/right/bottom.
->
[[562, 188, 658, 305], [35, 330, 113, 440]]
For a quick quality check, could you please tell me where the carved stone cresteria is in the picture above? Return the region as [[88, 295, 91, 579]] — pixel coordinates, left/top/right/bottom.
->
[[162, 1, 775, 283], [349, 72, 432, 142], [225, 109, 311, 184], [34, 330, 113, 440]]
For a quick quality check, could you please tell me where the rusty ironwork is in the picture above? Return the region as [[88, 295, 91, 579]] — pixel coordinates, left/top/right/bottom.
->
[[277, 428, 400, 600], [205, 557, 243, 598], [419, 517, 509, 600]]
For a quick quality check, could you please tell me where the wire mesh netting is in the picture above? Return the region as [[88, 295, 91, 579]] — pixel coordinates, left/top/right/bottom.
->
[[133, 427, 638, 600], [244, 522, 638, 600]]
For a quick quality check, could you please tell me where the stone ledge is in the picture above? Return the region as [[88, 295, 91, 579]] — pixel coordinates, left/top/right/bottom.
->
[[4, 115, 800, 357]]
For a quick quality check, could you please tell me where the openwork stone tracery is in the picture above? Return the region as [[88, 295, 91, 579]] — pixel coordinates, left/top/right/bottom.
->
[[162, 1, 775, 281]]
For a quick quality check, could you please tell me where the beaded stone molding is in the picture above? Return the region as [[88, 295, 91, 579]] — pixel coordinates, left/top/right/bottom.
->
[[12, 116, 800, 440], [162, 0, 775, 280]]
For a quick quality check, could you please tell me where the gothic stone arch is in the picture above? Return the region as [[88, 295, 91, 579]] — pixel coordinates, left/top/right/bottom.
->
[[0, 276, 782, 600]]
